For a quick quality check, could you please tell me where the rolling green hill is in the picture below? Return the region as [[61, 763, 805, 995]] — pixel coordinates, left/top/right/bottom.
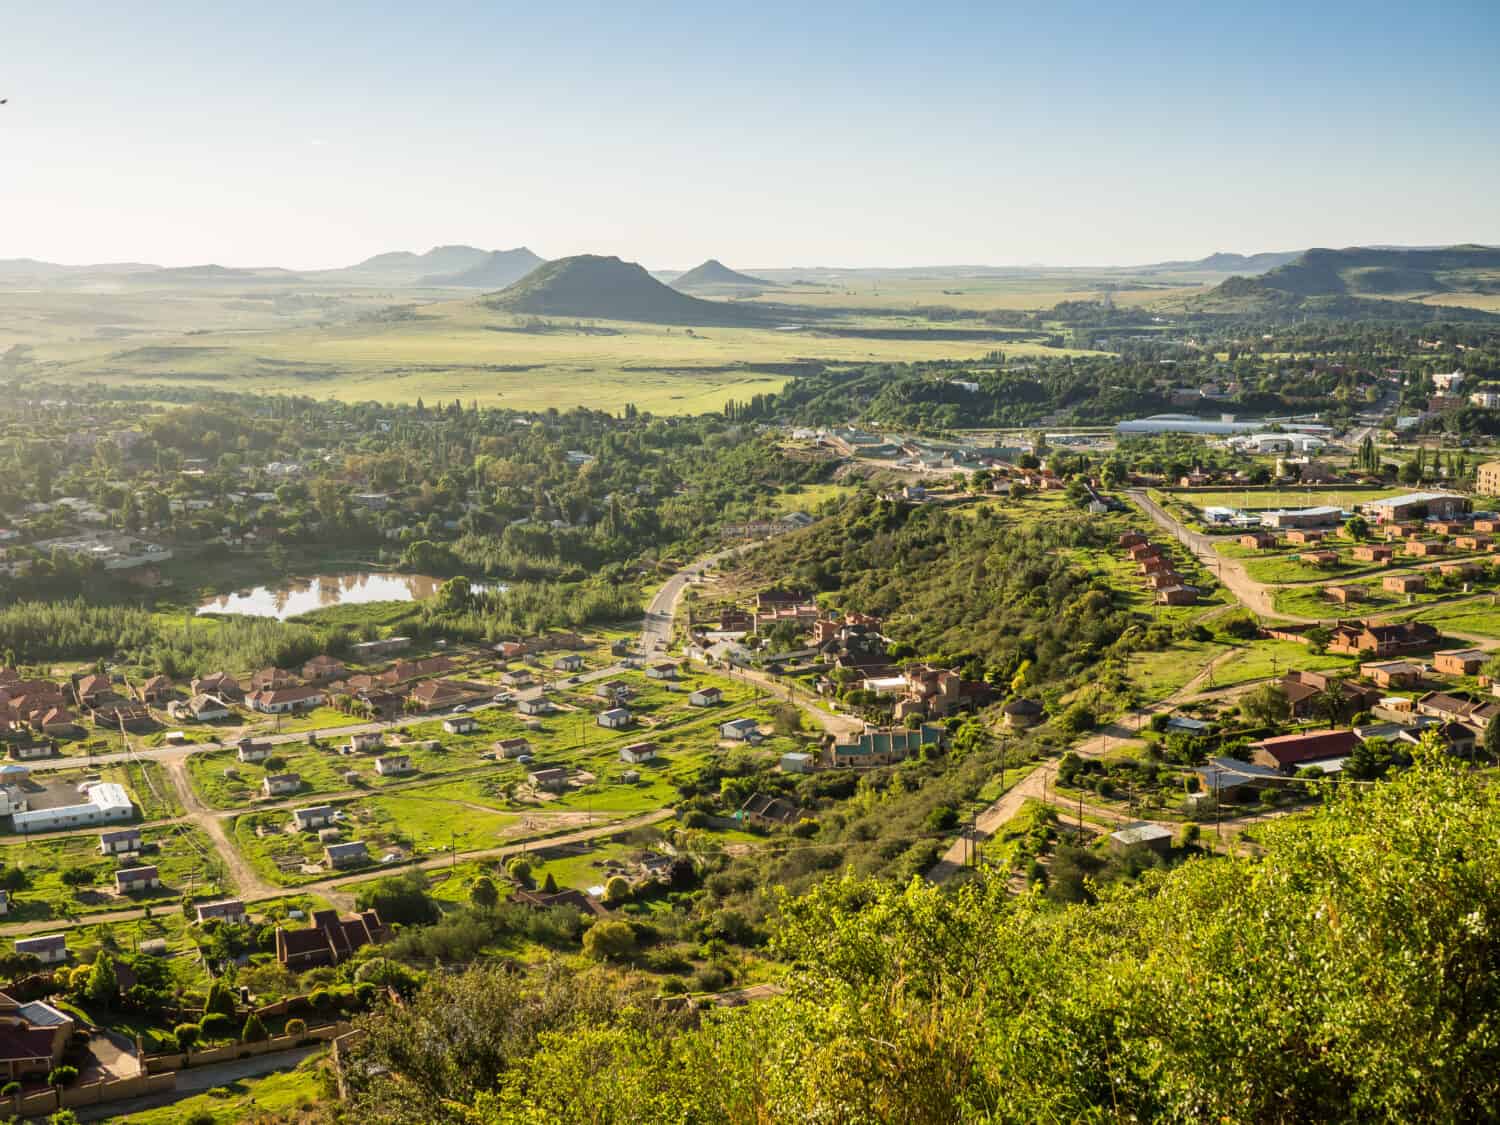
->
[[483, 254, 769, 325], [1221, 244, 1500, 298]]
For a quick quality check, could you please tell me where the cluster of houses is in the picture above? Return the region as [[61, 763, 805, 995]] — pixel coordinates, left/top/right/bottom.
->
[[0, 667, 172, 745], [1118, 532, 1198, 606]]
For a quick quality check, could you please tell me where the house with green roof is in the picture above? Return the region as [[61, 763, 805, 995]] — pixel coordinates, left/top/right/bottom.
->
[[828, 724, 945, 768]]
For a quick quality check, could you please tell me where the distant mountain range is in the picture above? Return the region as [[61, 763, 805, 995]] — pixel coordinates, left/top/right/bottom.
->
[[1195, 245, 1500, 322], [483, 255, 766, 325], [1137, 250, 1302, 274], [671, 259, 773, 291], [419, 248, 545, 288]]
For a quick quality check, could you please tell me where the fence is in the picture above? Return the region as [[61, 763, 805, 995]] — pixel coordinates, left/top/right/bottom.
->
[[7, 1071, 177, 1117], [142, 1019, 353, 1073]]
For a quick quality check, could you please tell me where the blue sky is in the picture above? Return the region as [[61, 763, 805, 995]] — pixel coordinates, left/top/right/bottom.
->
[[2, 0, 1497, 268]]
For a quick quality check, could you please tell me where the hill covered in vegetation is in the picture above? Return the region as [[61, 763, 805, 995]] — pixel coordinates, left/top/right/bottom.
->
[[340, 750, 1500, 1124], [483, 255, 769, 325], [670, 258, 773, 290]]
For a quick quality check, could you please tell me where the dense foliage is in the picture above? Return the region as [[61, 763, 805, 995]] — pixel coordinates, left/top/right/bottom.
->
[[341, 750, 1500, 1123]]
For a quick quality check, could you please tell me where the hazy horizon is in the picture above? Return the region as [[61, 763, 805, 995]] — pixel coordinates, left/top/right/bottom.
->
[[5, 0, 1498, 271]]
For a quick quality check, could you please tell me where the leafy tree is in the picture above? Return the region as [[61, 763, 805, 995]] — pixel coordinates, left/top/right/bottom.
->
[[204, 979, 237, 1018], [241, 1012, 268, 1042], [1241, 682, 1290, 727], [582, 920, 635, 961], [199, 1012, 234, 1040], [601, 877, 631, 907], [84, 952, 118, 1006], [469, 876, 499, 909], [174, 1023, 201, 1053]]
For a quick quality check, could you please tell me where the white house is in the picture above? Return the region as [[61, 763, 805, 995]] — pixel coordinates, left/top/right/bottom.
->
[[442, 716, 477, 734], [647, 663, 680, 681], [261, 773, 302, 798], [187, 694, 231, 721], [99, 827, 142, 855], [292, 805, 336, 831], [780, 752, 815, 773], [247, 686, 324, 714], [15, 934, 67, 965], [347, 731, 383, 752], [597, 707, 632, 729], [114, 865, 160, 893], [195, 899, 248, 925], [720, 718, 761, 742], [689, 687, 723, 707], [374, 755, 414, 776], [619, 742, 659, 764], [236, 739, 274, 764], [324, 840, 370, 869], [553, 654, 584, 673], [493, 737, 531, 759], [517, 697, 551, 716]]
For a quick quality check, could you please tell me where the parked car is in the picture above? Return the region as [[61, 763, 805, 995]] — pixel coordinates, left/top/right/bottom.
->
[[452, 704, 468, 713]]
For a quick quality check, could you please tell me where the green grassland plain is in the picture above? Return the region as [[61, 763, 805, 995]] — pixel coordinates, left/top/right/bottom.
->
[[7, 280, 1108, 413]]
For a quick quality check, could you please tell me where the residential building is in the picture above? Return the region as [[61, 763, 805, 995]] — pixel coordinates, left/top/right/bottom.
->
[[1195, 757, 1284, 803], [1324, 584, 1364, 604], [302, 655, 347, 683], [236, 738, 274, 763], [347, 731, 383, 752], [98, 827, 142, 855], [1239, 532, 1278, 550], [1260, 506, 1342, 530], [248, 686, 325, 714], [114, 865, 160, 893], [597, 707, 632, 730], [292, 805, 336, 830], [1434, 648, 1488, 676], [191, 672, 243, 700], [528, 767, 569, 792], [1325, 619, 1438, 656], [13, 934, 67, 965], [1284, 529, 1325, 545], [250, 668, 299, 692], [261, 773, 302, 798], [1299, 550, 1339, 566], [1361, 660, 1422, 689], [1002, 698, 1044, 729], [186, 694, 231, 721], [689, 687, 723, 707], [136, 675, 172, 704], [647, 662, 680, 681], [720, 718, 761, 741], [1364, 491, 1470, 523], [1108, 821, 1174, 855], [324, 841, 370, 869], [1248, 729, 1360, 773], [195, 899, 248, 925], [1352, 544, 1394, 563], [407, 680, 468, 712], [1404, 540, 1446, 558], [374, 755, 413, 776], [780, 752, 815, 773], [517, 696, 552, 716], [442, 716, 477, 734], [1156, 585, 1198, 606], [0, 992, 74, 1081], [1477, 461, 1500, 497], [553, 654, 584, 673], [493, 737, 530, 758], [275, 909, 386, 969], [1383, 573, 1426, 595], [737, 793, 811, 828], [1439, 561, 1481, 579], [827, 724, 945, 767], [1455, 535, 1493, 552], [619, 742, 659, 764], [1416, 691, 1478, 722], [1278, 670, 1380, 719]]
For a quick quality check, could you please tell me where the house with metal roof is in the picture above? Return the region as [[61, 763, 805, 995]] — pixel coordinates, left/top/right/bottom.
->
[[1109, 821, 1174, 854], [828, 724, 945, 767]]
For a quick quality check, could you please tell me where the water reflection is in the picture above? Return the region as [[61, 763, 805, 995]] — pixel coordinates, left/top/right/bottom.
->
[[197, 572, 460, 620]]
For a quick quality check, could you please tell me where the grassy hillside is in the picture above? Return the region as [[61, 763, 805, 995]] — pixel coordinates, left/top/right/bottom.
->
[[421, 247, 545, 287], [484, 255, 769, 326], [671, 258, 773, 290]]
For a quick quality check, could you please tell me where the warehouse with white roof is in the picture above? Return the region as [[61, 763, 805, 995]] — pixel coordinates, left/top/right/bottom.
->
[[11, 782, 134, 834]]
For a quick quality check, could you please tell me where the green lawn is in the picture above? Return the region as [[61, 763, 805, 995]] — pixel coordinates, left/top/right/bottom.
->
[[112, 1050, 327, 1123], [1404, 597, 1500, 640], [1241, 553, 1369, 584], [1127, 639, 1231, 698], [0, 826, 229, 925], [1210, 641, 1358, 687]]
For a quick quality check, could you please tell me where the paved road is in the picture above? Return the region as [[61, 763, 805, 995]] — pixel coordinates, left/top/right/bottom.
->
[[641, 546, 743, 656]]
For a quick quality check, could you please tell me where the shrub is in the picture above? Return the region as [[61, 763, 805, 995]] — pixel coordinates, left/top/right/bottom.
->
[[506, 858, 533, 887], [582, 920, 636, 961], [185, 1110, 217, 1125], [284, 1017, 306, 1037], [174, 1023, 201, 1052], [241, 1012, 268, 1042], [199, 1012, 234, 1040], [602, 876, 631, 906], [354, 981, 379, 1006], [48, 1064, 79, 1087], [309, 988, 331, 1009]]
